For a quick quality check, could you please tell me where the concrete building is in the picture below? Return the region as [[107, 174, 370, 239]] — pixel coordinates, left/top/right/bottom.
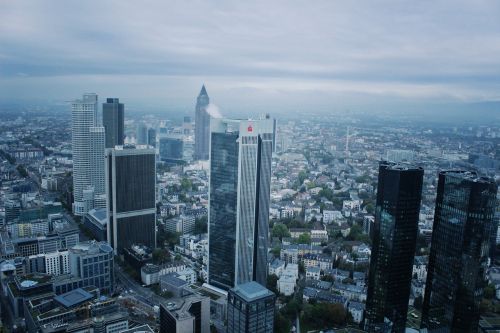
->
[[69, 241, 114, 294], [159, 295, 210, 333]]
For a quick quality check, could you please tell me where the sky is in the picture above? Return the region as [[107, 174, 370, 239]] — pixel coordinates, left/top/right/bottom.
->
[[1, 0, 500, 115]]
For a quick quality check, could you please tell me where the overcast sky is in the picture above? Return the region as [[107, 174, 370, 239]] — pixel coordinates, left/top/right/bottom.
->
[[1, 0, 500, 114]]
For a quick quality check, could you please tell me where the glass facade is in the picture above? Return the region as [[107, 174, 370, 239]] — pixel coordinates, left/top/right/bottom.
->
[[421, 171, 498, 333], [159, 137, 184, 163], [365, 162, 423, 333], [102, 98, 124, 149], [209, 131, 239, 290], [208, 119, 273, 291]]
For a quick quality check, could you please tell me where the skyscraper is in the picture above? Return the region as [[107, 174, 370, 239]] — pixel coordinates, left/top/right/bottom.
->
[[365, 161, 424, 333], [194, 85, 210, 160], [147, 127, 156, 148], [102, 98, 124, 148], [105, 145, 156, 254], [89, 126, 106, 208], [208, 118, 273, 291], [421, 171, 498, 333], [136, 122, 148, 145], [227, 281, 276, 333], [159, 295, 210, 333], [72, 93, 100, 216]]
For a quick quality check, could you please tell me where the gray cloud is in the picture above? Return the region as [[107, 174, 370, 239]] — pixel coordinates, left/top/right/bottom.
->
[[1, 0, 500, 110]]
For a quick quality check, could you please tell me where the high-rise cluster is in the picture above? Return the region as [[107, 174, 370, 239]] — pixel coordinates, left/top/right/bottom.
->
[[365, 163, 497, 333]]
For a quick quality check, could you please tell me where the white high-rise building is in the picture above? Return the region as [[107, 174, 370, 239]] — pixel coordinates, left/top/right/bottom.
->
[[90, 126, 106, 208], [72, 94, 106, 215]]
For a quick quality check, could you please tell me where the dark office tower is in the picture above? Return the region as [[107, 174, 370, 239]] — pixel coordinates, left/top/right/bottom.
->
[[421, 171, 497, 333], [147, 127, 156, 148], [265, 114, 277, 153], [102, 98, 124, 148], [227, 281, 276, 333], [136, 122, 148, 145], [194, 85, 210, 160], [105, 146, 156, 254], [159, 295, 210, 333], [208, 118, 273, 291], [365, 162, 424, 333]]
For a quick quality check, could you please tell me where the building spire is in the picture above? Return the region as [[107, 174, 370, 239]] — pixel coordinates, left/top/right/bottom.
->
[[199, 84, 208, 97]]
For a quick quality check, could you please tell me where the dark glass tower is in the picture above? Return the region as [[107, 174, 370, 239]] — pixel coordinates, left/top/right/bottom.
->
[[421, 171, 498, 333], [208, 118, 273, 291], [365, 162, 424, 333], [102, 98, 124, 148], [194, 85, 210, 160], [105, 146, 156, 254]]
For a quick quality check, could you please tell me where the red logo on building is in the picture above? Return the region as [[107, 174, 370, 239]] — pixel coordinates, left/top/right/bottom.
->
[[247, 125, 253, 132]]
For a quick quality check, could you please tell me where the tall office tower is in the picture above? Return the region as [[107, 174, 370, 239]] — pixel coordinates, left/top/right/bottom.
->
[[136, 122, 148, 145], [147, 127, 156, 148], [89, 126, 106, 208], [208, 118, 273, 291], [159, 295, 210, 333], [72, 93, 98, 216], [105, 146, 156, 254], [227, 281, 276, 333], [159, 136, 184, 164], [102, 98, 124, 148], [265, 114, 277, 153], [365, 161, 424, 333], [421, 171, 497, 333], [69, 241, 114, 294], [194, 85, 210, 160]]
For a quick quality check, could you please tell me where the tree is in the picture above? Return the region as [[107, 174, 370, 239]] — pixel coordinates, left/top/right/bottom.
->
[[181, 177, 192, 191], [152, 248, 169, 264], [484, 284, 496, 299], [274, 312, 291, 333], [194, 216, 208, 234], [297, 233, 311, 244], [298, 170, 308, 185], [272, 223, 291, 240], [267, 274, 279, 294], [271, 246, 281, 258]]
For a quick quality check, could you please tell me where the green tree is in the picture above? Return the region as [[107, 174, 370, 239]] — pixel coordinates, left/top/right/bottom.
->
[[194, 216, 208, 234], [271, 246, 281, 258], [152, 248, 170, 264], [181, 177, 192, 191], [274, 312, 291, 333], [297, 233, 311, 244], [272, 224, 291, 240], [484, 284, 496, 299], [267, 274, 279, 294]]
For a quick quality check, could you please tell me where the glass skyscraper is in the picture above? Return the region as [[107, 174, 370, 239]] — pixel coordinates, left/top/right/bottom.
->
[[102, 98, 124, 149], [365, 161, 424, 333], [208, 118, 273, 291], [421, 171, 498, 333], [105, 145, 156, 254], [194, 85, 210, 160]]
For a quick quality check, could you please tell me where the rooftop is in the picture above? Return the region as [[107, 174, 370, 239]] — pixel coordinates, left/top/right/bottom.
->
[[54, 288, 93, 308], [232, 281, 274, 302]]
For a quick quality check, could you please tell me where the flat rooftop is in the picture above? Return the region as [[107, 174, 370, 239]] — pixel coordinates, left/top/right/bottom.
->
[[232, 281, 273, 302], [54, 288, 93, 308]]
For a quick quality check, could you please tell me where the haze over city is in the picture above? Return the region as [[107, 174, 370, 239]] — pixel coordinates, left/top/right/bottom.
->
[[2, 1, 500, 118]]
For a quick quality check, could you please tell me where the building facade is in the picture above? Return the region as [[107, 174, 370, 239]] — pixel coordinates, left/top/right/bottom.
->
[[159, 295, 210, 333], [106, 146, 156, 254], [71, 93, 99, 215], [421, 171, 498, 333], [227, 281, 275, 333], [194, 85, 210, 160], [365, 162, 424, 333], [102, 98, 124, 148], [68, 241, 114, 294], [208, 118, 273, 291]]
